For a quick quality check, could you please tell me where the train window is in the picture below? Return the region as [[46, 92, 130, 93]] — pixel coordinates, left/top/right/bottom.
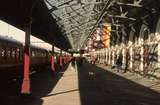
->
[[16, 48, 20, 59], [44, 52, 47, 57], [36, 51, 40, 57], [1, 48, 5, 57], [35, 51, 38, 57], [32, 51, 35, 57], [42, 52, 44, 57], [7, 50, 11, 58], [12, 49, 16, 58], [39, 52, 42, 57], [41, 52, 43, 57], [42, 52, 44, 56]]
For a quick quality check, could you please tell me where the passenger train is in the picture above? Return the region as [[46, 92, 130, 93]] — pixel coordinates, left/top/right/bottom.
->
[[0, 35, 66, 79]]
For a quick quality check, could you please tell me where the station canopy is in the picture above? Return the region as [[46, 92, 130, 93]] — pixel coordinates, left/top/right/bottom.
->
[[0, 0, 71, 50], [0, 0, 107, 50], [44, 0, 158, 50], [0, 0, 159, 51], [44, 0, 107, 50]]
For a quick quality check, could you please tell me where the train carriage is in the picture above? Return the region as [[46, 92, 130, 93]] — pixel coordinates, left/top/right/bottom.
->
[[30, 45, 50, 69], [0, 36, 23, 78], [0, 35, 51, 78]]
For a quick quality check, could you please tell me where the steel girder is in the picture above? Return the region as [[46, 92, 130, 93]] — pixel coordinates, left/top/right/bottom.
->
[[44, 0, 107, 50], [88, 0, 160, 47]]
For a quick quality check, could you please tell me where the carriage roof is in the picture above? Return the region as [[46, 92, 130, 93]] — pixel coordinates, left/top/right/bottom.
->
[[0, 35, 23, 47]]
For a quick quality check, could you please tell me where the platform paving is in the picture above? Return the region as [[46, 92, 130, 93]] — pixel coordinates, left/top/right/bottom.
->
[[97, 64, 160, 93], [1, 61, 160, 105], [40, 63, 81, 105], [29, 61, 160, 105], [33, 61, 160, 105]]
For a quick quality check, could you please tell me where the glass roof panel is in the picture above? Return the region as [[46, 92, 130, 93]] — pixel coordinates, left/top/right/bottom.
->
[[44, 0, 106, 49]]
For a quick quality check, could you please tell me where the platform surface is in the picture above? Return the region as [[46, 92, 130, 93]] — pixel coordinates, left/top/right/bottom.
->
[[1, 61, 160, 105], [35, 61, 160, 105], [40, 63, 81, 105]]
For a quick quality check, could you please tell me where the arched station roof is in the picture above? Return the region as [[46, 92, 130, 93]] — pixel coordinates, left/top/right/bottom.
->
[[0, 0, 158, 50], [0, 0, 71, 50], [0, 0, 107, 50]]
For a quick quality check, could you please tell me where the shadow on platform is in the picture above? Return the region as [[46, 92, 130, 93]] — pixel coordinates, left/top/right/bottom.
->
[[43, 89, 79, 98], [0, 64, 69, 105], [77, 60, 160, 105]]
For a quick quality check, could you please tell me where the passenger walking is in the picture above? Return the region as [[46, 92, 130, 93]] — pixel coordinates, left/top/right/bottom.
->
[[71, 57, 76, 68], [91, 56, 96, 64], [77, 57, 83, 67], [116, 54, 122, 72], [124, 51, 129, 73]]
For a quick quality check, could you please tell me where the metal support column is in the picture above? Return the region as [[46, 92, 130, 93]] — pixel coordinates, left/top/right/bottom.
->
[[64, 53, 66, 64], [21, 18, 31, 94], [51, 45, 55, 71], [60, 49, 63, 67]]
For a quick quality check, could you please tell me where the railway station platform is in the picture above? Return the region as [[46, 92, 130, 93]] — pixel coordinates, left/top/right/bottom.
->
[[1, 0, 160, 105], [1, 61, 160, 105]]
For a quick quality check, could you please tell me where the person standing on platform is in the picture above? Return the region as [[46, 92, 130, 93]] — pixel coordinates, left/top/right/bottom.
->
[[116, 53, 122, 72], [124, 51, 129, 73], [71, 57, 76, 68]]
